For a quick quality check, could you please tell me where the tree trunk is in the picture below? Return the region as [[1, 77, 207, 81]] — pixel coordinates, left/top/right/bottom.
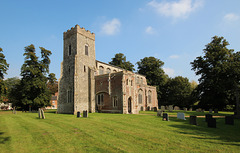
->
[[235, 85, 240, 118]]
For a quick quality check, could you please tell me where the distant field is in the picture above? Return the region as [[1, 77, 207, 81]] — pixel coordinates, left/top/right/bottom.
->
[[0, 110, 239, 153]]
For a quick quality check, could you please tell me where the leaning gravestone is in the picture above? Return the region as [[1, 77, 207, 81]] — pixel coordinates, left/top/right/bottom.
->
[[184, 108, 187, 112], [189, 108, 192, 111], [77, 111, 81, 118], [177, 112, 186, 120], [41, 109, 45, 119], [209, 109, 213, 113], [214, 109, 218, 113], [174, 106, 180, 110], [207, 118, 216, 128], [190, 116, 197, 125], [169, 105, 173, 112], [205, 114, 213, 122], [162, 113, 169, 121], [161, 106, 165, 111], [225, 116, 234, 125], [157, 110, 163, 117], [83, 110, 88, 117]]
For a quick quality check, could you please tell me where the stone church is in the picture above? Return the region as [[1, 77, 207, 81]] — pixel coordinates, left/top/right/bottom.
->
[[58, 25, 158, 114]]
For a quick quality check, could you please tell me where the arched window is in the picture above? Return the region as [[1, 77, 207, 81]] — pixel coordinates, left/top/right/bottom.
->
[[113, 96, 118, 107], [126, 79, 128, 85], [107, 68, 111, 74], [85, 44, 88, 56], [99, 66, 104, 75], [97, 93, 104, 105], [138, 89, 143, 104], [113, 70, 117, 73], [148, 90, 152, 104], [68, 45, 71, 56]]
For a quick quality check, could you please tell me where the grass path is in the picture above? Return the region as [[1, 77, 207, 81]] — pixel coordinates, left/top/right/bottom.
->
[[0, 111, 240, 153]]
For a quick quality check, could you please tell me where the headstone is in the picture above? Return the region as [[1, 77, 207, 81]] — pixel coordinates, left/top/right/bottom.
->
[[214, 109, 218, 113], [205, 114, 213, 122], [153, 107, 157, 112], [190, 116, 197, 125], [207, 118, 216, 128], [161, 106, 165, 111], [177, 112, 186, 120], [209, 109, 213, 113], [202, 109, 205, 112], [162, 113, 169, 121], [77, 111, 81, 118], [169, 105, 173, 112], [184, 108, 187, 112], [157, 110, 163, 117], [83, 110, 88, 117], [174, 106, 180, 110], [12, 107, 16, 114], [196, 108, 202, 112], [189, 108, 192, 111], [38, 108, 42, 119], [41, 109, 45, 119], [225, 116, 234, 125]]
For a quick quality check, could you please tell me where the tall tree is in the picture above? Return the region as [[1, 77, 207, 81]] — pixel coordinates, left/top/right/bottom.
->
[[191, 36, 235, 110], [0, 48, 9, 102], [47, 73, 58, 95], [136, 56, 167, 105], [18, 44, 56, 110], [4, 77, 20, 104], [109, 53, 135, 71]]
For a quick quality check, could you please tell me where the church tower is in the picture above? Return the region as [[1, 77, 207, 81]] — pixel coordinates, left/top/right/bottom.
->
[[58, 25, 96, 114]]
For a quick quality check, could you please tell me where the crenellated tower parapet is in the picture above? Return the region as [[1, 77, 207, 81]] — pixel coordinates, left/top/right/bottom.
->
[[64, 25, 95, 40]]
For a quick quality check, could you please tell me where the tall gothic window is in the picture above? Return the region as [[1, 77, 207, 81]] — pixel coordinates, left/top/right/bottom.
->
[[99, 66, 104, 75], [148, 90, 152, 104], [113, 96, 118, 107], [97, 93, 104, 105], [85, 44, 88, 56], [138, 89, 143, 104]]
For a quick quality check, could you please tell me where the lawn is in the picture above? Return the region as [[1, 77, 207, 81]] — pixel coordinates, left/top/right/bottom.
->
[[0, 110, 239, 153]]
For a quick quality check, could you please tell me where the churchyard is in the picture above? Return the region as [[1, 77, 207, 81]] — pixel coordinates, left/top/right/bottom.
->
[[0, 110, 239, 153]]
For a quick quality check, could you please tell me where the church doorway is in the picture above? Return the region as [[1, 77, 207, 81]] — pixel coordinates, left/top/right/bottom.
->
[[128, 98, 132, 114]]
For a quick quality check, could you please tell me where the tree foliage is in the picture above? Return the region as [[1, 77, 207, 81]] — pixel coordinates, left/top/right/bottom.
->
[[15, 44, 56, 110], [191, 36, 239, 110], [0, 48, 9, 102], [109, 53, 135, 71]]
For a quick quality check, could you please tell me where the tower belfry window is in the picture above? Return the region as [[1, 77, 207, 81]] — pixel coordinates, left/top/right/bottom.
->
[[85, 44, 88, 56], [69, 45, 71, 56]]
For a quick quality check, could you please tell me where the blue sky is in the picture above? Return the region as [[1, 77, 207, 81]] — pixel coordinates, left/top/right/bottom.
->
[[1, 0, 240, 82]]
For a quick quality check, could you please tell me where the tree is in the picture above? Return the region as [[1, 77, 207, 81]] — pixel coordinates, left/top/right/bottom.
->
[[17, 44, 56, 110], [136, 56, 167, 105], [166, 76, 193, 108], [191, 36, 236, 110], [0, 48, 9, 102], [47, 73, 58, 95], [4, 77, 20, 104], [109, 53, 135, 71]]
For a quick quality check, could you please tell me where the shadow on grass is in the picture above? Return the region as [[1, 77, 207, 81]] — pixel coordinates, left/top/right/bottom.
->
[[0, 132, 11, 144], [167, 117, 240, 146]]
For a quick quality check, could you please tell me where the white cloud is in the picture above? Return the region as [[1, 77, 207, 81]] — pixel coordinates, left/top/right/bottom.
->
[[101, 18, 121, 35], [223, 13, 239, 22], [169, 55, 180, 59], [145, 26, 155, 34], [148, 0, 203, 19], [163, 67, 175, 77]]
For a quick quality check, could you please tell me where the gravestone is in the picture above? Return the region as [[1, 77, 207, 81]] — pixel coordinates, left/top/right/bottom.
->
[[41, 109, 45, 119], [225, 116, 234, 125], [169, 105, 173, 112], [184, 108, 187, 112], [205, 114, 213, 122], [202, 109, 205, 112], [157, 110, 163, 117], [12, 107, 16, 114], [174, 106, 180, 110], [190, 116, 197, 125], [77, 111, 81, 118], [209, 109, 213, 113], [196, 108, 202, 112], [38, 108, 42, 119], [162, 113, 169, 121], [189, 108, 192, 111], [207, 118, 216, 128], [177, 112, 186, 120], [153, 107, 157, 112], [214, 109, 218, 113], [83, 110, 88, 117], [161, 106, 165, 111]]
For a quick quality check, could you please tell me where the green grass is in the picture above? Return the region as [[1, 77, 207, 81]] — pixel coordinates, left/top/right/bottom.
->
[[0, 110, 239, 153]]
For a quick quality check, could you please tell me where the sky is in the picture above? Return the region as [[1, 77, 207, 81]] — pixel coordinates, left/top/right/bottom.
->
[[1, 0, 240, 82]]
